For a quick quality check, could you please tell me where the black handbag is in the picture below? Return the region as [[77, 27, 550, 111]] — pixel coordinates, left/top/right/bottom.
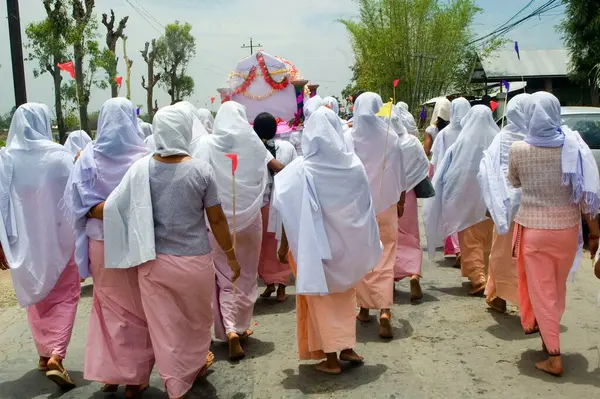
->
[[413, 176, 435, 199]]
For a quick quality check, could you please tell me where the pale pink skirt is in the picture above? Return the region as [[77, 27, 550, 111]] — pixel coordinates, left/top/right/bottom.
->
[[84, 239, 154, 385], [356, 205, 398, 310], [444, 235, 461, 256], [258, 205, 291, 285], [138, 253, 215, 398], [485, 224, 518, 304], [395, 190, 422, 280], [516, 224, 579, 355], [26, 256, 80, 359], [211, 213, 262, 341], [289, 254, 356, 360]]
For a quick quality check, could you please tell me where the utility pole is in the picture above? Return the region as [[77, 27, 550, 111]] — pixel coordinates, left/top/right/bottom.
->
[[411, 53, 437, 109], [241, 37, 262, 56], [6, 0, 27, 107]]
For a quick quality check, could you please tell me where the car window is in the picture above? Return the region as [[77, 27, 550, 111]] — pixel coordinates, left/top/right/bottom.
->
[[562, 114, 600, 149]]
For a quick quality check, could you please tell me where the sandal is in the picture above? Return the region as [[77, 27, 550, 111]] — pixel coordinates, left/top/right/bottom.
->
[[46, 362, 75, 390], [196, 351, 215, 379]]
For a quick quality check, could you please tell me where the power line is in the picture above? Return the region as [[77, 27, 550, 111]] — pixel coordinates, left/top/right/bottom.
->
[[124, 0, 163, 34]]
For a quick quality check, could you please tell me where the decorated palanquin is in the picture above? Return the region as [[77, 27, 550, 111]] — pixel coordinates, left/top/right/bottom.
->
[[223, 51, 313, 135]]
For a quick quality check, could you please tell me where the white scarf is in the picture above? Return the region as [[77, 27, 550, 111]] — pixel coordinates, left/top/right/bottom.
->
[[391, 106, 429, 191], [0, 104, 75, 307], [197, 108, 214, 134], [423, 105, 499, 258], [103, 105, 195, 268], [138, 119, 153, 138], [396, 102, 419, 136], [431, 97, 471, 170], [272, 107, 382, 295], [208, 101, 268, 232], [64, 130, 92, 156], [350, 92, 407, 214]]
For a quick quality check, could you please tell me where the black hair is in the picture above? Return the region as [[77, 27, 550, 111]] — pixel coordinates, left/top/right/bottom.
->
[[436, 117, 449, 131], [253, 112, 277, 159]]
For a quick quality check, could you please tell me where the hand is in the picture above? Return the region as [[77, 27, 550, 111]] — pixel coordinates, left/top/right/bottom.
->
[[589, 237, 599, 261], [278, 247, 289, 264], [0, 246, 9, 270], [397, 204, 404, 218], [227, 258, 241, 283]]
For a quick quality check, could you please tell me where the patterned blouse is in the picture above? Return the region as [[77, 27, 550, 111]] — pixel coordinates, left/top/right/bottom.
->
[[508, 141, 581, 230]]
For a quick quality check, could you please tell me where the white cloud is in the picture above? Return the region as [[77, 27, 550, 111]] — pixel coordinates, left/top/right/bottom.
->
[[0, 0, 357, 115]]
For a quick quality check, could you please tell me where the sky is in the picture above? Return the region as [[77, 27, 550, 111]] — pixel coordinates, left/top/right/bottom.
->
[[0, 0, 566, 115]]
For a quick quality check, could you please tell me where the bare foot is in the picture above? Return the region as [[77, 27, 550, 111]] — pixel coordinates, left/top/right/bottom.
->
[[315, 360, 342, 375], [228, 333, 245, 360], [453, 254, 462, 268], [46, 356, 75, 389], [38, 356, 50, 371], [410, 276, 423, 301], [276, 284, 287, 302], [260, 284, 276, 298], [196, 352, 215, 379], [535, 356, 563, 377], [124, 384, 149, 399], [101, 384, 119, 393], [486, 297, 507, 313], [379, 310, 393, 339], [356, 308, 370, 322], [240, 329, 254, 340], [340, 349, 364, 364]]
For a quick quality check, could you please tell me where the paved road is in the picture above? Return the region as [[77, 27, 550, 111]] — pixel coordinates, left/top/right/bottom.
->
[[1, 213, 600, 398]]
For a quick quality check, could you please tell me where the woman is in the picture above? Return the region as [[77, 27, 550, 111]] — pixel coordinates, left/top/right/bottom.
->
[[253, 112, 297, 302], [349, 92, 407, 339], [138, 119, 153, 139], [289, 95, 323, 156], [424, 98, 451, 157], [274, 107, 382, 374], [64, 130, 92, 156], [423, 105, 499, 295], [204, 101, 269, 360], [197, 108, 214, 134], [0, 104, 79, 389], [478, 94, 531, 313], [508, 92, 600, 376], [390, 106, 430, 301], [64, 97, 153, 397], [103, 105, 241, 399], [430, 98, 471, 263], [396, 101, 419, 136]]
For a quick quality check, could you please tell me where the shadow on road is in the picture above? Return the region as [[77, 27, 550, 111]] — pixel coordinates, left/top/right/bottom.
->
[[280, 363, 387, 394], [356, 317, 413, 342], [428, 282, 476, 297], [393, 286, 439, 305], [87, 385, 167, 398], [253, 294, 296, 315], [517, 349, 600, 387], [210, 336, 275, 364], [485, 310, 568, 342], [0, 369, 91, 399]]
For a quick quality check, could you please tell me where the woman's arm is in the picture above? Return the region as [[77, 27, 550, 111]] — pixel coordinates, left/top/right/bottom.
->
[[268, 159, 285, 174], [206, 204, 241, 281], [423, 134, 433, 157], [0, 245, 9, 270], [397, 191, 406, 218], [278, 227, 289, 264], [584, 213, 600, 260], [88, 201, 105, 220]]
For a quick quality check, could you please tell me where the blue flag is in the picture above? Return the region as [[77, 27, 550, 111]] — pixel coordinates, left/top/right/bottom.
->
[[514, 41, 520, 60], [136, 107, 141, 116], [501, 80, 510, 92]]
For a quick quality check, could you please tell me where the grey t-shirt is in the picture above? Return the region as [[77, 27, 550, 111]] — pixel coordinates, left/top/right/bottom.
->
[[149, 158, 221, 256]]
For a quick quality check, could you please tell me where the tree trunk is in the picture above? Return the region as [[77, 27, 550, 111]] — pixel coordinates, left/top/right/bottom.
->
[[74, 43, 89, 132], [52, 67, 67, 144], [111, 80, 118, 98]]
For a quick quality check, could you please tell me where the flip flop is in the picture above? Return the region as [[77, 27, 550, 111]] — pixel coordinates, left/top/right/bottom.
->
[[196, 352, 215, 379], [46, 369, 75, 390], [339, 353, 364, 365], [315, 361, 341, 375]]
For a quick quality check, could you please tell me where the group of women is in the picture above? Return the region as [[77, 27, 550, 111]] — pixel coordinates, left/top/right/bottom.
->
[[0, 88, 598, 398]]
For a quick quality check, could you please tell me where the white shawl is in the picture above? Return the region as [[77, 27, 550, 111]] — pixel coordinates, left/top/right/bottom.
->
[[272, 107, 382, 295], [391, 106, 429, 191], [431, 97, 471, 171], [103, 105, 194, 268], [64, 130, 92, 156], [396, 102, 419, 136], [0, 104, 75, 307], [423, 105, 499, 258], [197, 108, 214, 134], [349, 92, 407, 214]]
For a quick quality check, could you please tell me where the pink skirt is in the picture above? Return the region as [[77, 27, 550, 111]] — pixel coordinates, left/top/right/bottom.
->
[[356, 205, 398, 310], [138, 253, 215, 398], [26, 256, 80, 359], [84, 239, 154, 385], [258, 205, 291, 286], [211, 213, 262, 341], [394, 190, 422, 280], [444, 235, 461, 257]]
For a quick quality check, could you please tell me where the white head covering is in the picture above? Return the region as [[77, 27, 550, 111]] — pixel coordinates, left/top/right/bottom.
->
[[391, 106, 429, 191], [322, 96, 340, 115], [431, 97, 471, 170], [478, 94, 531, 235], [396, 101, 419, 136], [272, 107, 382, 295], [197, 108, 214, 134], [303, 95, 323, 121], [0, 104, 75, 306], [431, 98, 451, 123], [138, 118, 153, 139], [64, 130, 92, 156], [63, 97, 149, 278], [208, 101, 268, 232], [423, 105, 499, 258], [103, 105, 196, 269], [350, 92, 407, 214]]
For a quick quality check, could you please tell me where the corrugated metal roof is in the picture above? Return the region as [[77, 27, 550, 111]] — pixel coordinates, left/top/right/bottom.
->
[[472, 49, 569, 81]]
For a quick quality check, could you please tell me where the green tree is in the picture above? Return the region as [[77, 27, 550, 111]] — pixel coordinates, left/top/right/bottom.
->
[[156, 22, 197, 104], [100, 9, 128, 98], [25, 0, 71, 143], [341, 0, 482, 110], [560, 0, 600, 105]]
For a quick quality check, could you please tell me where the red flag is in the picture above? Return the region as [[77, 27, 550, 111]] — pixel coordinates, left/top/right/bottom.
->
[[225, 153, 238, 175], [490, 100, 499, 112], [57, 61, 75, 79], [393, 79, 400, 88], [210, 97, 216, 104], [114, 76, 123, 87]]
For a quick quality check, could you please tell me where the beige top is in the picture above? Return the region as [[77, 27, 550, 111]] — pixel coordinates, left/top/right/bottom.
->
[[508, 141, 581, 229]]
